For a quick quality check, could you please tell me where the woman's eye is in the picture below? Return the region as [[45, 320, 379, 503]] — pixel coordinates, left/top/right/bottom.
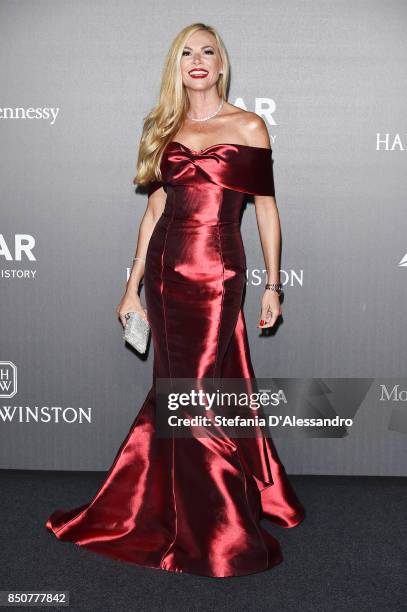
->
[[182, 49, 215, 56]]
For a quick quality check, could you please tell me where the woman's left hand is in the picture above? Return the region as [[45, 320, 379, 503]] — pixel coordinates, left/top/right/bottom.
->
[[257, 290, 282, 329]]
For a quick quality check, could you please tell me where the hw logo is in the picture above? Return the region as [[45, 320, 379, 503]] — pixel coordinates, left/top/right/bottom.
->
[[0, 362, 17, 398]]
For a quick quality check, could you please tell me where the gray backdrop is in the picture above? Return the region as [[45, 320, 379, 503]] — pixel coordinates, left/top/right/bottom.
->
[[1, 0, 407, 475]]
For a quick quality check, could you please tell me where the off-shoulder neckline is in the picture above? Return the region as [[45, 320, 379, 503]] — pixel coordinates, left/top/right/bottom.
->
[[167, 140, 272, 155]]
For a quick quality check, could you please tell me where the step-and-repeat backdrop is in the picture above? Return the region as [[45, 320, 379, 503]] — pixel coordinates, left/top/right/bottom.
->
[[1, 0, 407, 475]]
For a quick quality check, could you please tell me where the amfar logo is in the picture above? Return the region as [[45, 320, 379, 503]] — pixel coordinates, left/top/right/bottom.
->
[[399, 253, 407, 267], [0, 362, 17, 398], [0, 234, 37, 279], [0, 106, 60, 126], [376, 133, 407, 150]]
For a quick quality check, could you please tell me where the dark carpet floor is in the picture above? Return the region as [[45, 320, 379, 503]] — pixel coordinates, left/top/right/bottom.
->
[[0, 470, 405, 612]]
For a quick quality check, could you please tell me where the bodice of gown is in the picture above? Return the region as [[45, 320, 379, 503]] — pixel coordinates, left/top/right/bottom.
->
[[146, 141, 275, 226]]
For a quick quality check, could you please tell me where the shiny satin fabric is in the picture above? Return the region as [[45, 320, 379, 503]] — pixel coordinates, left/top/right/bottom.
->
[[45, 141, 305, 578]]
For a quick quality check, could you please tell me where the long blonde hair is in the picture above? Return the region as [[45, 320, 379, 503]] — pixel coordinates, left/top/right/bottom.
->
[[133, 22, 230, 187]]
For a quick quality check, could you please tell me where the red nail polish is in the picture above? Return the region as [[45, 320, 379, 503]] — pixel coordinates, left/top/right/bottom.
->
[[260, 320, 264, 326]]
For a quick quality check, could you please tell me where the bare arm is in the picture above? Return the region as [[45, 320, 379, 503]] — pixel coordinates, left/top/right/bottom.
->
[[254, 194, 281, 286], [125, 187, 166, 294], [116, 186, 166, 326], [245, 113, 282, 329]]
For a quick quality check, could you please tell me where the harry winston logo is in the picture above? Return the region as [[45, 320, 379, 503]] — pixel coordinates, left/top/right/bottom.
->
[[0, 362, 18, 398]]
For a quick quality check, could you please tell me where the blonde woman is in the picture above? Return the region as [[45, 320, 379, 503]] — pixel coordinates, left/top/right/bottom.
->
[[46, 22, 305, 578]]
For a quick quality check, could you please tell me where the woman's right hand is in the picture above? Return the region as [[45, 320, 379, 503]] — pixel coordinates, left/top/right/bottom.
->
[[116, 290, 148, 328]]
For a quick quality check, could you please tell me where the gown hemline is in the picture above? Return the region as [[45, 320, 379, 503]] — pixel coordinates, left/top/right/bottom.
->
[[45, 508, 305, 578]]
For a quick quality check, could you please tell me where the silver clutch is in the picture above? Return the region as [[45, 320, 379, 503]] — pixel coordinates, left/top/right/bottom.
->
[[123, 311, 150, 353]]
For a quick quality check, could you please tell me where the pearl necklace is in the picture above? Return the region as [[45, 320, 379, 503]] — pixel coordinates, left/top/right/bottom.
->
[[187, 98, 224, 122]]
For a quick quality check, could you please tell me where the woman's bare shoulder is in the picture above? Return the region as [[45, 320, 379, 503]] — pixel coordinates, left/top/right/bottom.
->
[[222, 105, 271, 149]]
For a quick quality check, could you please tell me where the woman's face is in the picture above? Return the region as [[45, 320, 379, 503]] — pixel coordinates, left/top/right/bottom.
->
[[180, 30, 223, 93]]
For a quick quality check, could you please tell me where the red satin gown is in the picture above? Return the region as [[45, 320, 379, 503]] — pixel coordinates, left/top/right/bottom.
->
[[45, 140, 305, 578]]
